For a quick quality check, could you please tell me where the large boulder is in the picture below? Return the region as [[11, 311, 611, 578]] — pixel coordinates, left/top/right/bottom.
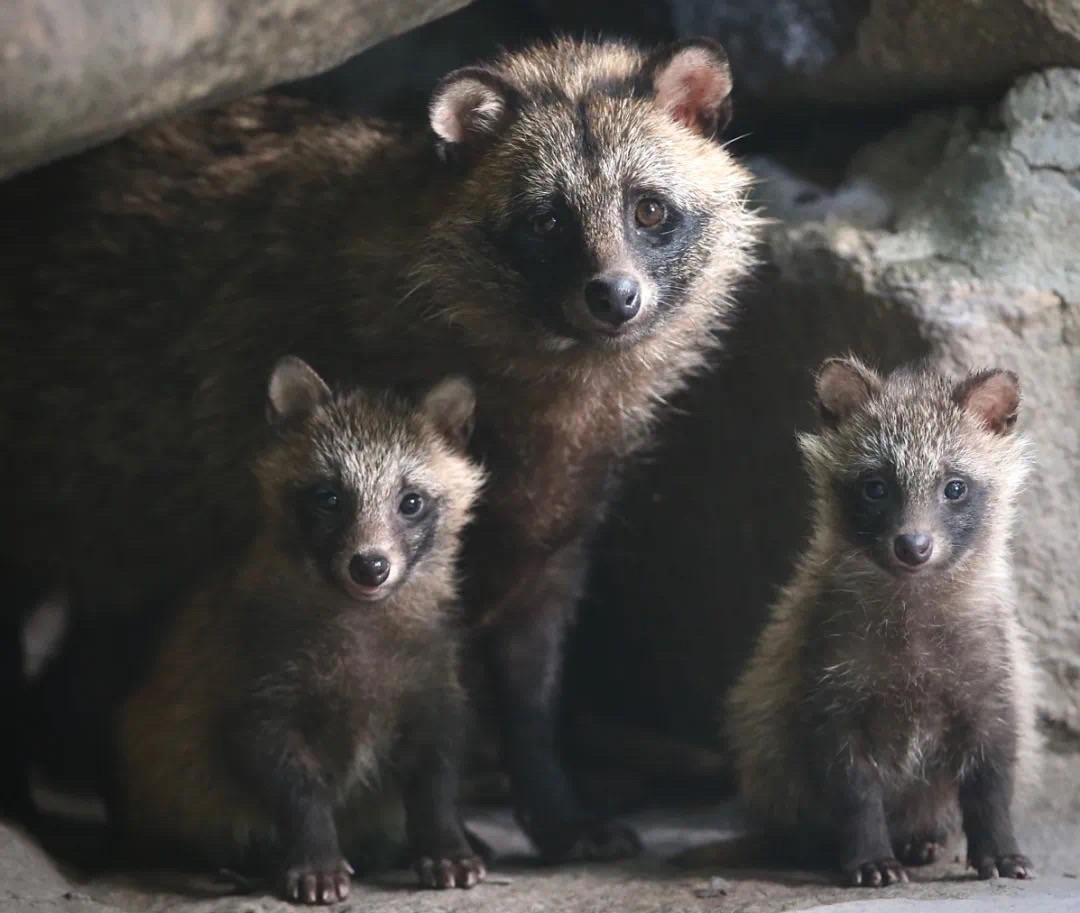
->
[[576, 68, 1080, 760], [533, 0, 1080, 110], [0, 0, 468, 179]]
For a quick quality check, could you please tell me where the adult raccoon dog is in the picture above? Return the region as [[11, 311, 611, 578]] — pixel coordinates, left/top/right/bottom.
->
[[0, 38, 758, 856], [727, 358, 1037, 886], [118, 358, 486, 904]]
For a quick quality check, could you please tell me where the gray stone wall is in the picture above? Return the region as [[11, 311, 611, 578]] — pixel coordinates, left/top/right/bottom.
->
[[0, 0, 467, 179], [535, 0, 1080, 108]]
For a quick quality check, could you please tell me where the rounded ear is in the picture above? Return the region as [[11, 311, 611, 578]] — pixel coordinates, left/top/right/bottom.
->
[[953, 369, 1021, 435], [267, 356, 331, 427], [815, 356, 882, 428], [420, 376, 476, 450], [648, 38, 734, 139], [429, 67, 516, 153]]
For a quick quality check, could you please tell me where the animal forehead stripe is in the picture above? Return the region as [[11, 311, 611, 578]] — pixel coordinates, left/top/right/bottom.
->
[[846, 395, 980, 484], [497, 39, 644, 101], [309, 402, 437, 491], [513, 99, 668, 203]]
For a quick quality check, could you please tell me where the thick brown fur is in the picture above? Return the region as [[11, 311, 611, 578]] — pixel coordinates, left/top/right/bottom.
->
[[118, 362, 486, 903], [726, 358, 1038, 887], [0, 38, 759, 854]]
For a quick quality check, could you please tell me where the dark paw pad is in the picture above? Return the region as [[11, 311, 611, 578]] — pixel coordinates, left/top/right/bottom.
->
[[415, 853, 486, 889], [845, 857, 909, 888], [899, 838, 946, 866], [282, 859, 353, 905], [973, 853, 1034, 880]]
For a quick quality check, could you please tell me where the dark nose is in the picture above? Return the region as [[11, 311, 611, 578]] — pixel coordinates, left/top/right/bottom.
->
[[349, 552, 391, 587], [584, 273, 641, 326], [894, 533, 934, 567]]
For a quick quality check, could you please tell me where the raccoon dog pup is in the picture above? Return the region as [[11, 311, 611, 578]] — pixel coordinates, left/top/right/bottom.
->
[[727, 357, 1037, 887], [118, 358, 486, 904]]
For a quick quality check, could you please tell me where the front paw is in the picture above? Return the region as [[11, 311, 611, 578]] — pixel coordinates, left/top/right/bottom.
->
[[971, 852, 1034, 880], [898, 836, 946, 866], [843, 857, 909, 888], [415, 851, 486, 889], [523, 814, 642, 864], [282, 857, 353, 905]]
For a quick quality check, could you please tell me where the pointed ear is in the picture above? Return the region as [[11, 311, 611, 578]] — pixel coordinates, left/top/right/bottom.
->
[[648, 39, 734, 139], [421, 376, 476, 450], [430, 67, 515, 152], [953, 369, 1021, 435], [815, 357, 882, 428], [267, 356, 331, 427]]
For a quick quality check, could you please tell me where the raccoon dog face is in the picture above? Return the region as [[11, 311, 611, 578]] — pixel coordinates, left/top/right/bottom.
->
[[256, 357, 484, 603], [799, 357, 1029, 580], [425, 39, 754, 352]]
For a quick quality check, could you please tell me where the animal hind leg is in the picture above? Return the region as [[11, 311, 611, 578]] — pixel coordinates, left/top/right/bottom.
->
[[480, 541, 641, 864]]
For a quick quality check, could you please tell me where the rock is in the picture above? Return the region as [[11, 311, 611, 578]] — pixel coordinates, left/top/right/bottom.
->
[[0, 820, 118, 912], [532, 0, 1080, 110], [0, 0, 468, 179], [576, 68, 1080, 757]]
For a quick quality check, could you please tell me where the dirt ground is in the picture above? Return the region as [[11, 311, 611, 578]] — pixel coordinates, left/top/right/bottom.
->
[[4, 753, 1077, 913]]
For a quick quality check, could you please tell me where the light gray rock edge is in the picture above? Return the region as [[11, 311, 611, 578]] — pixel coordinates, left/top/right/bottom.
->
[[0, 0, 468, 179]]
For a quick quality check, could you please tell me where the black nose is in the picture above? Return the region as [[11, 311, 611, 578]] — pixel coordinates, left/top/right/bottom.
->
[[349, 552, 391, 587], [894, 533, 933, 566], [584, 273, 641, 326]]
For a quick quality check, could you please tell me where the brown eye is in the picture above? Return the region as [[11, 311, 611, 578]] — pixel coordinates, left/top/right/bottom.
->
[[634, 197, 666, 229], [532, 212, 558, 236]]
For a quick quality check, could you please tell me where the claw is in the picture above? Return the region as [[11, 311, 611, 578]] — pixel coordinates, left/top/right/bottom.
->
[[845, 857, 907, 889], [414, 853, 488, 891], [974, 853, 1034, 881], [281, 857, 353, 905], [335, 873, 351, 901]]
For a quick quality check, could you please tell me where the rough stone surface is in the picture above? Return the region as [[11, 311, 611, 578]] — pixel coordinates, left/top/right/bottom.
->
[[578, 68, 1080, 756], [3, 779, 1078, 913], [0, 0, 468, 179], [533, 0, 1080, 110]]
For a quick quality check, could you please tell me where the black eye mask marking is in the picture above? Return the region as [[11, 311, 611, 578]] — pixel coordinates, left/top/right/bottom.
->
[[485, 94, 715, 336], [402, 496, 440, 575], [837, 467, 902, 551], [836, 466, 989, 567], [940, 473, 986, 559], [290, 478, 356, 581], [287, 475, 446, 590], [484, 192, 588, 337], [623, 190, 709, 317]]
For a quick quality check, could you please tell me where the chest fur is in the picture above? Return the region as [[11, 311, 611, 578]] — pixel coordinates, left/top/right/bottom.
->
[[245, 611, 428, 782], [811, 605, 1013, 782], [474, 365, 659, 552]]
